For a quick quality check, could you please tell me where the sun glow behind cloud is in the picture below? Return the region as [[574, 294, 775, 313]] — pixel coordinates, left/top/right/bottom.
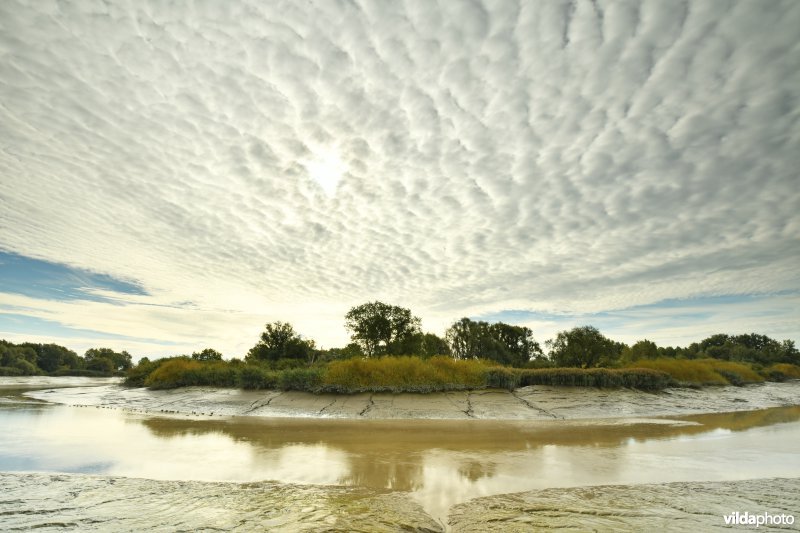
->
[[0, 0, 798, 357], [303, 146, 348, 198]]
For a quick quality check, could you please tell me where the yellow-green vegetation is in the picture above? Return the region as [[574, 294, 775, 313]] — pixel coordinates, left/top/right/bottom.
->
[[627, 358, 765, 386], [127, 355, 673, 392], [763, 363, 800, 381], [322, 356, 489, 393], [517, 367, 673, 389]]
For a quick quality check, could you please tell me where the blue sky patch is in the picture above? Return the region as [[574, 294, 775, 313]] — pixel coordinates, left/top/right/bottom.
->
[[0, 313, 179, 346], [0, 251, 147, 303]]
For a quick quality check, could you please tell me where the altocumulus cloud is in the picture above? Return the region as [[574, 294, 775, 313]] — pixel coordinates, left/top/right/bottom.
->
[[0, 0, 798, 356]]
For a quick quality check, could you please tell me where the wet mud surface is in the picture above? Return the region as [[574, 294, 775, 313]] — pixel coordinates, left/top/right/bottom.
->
[[2, 473, 797, 532], [448, 477, 800, 532], [20, 379, 800, 421], [0, 472, 442, 532]]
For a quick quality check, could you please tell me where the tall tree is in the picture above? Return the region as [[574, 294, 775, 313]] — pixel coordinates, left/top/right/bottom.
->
[[246, 321, 313, 363], [191, 348, 223, 361], [445, 318, 541, 366], [546, 326, 623, 368], [84, 348, 133, 371], [344, 301, 421, 356]]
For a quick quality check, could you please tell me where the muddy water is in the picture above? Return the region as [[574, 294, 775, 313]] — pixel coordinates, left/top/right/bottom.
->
[[3, 382, 800, 528]]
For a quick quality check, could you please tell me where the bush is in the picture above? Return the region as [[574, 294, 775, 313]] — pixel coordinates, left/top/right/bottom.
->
[[125, 358, 169, 387], [239, 365, 278, 390], [278, 367, 323, 391], [143, 358, 202, 389], [762, 363, 800, 381], [50, 368, 113, 377], [0, 366, 24, 376]]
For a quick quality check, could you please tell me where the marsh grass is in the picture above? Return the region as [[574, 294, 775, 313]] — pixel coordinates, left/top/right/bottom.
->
[[763, 363, 800, 381], [321, 356, 489, 393], [628, 358, 764, 386], [517, 367, 672, 390], [130, 355, 785, 392]]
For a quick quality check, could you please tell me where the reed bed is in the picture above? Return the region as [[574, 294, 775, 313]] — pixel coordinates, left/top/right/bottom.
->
[[627, 358, 764, 386]]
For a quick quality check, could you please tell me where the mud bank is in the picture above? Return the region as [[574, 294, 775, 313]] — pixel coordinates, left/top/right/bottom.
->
[[2, 473, 796, 532], [22, 380, 800, 420], [0, 472, 441, 532], [448, 477, 800, 532]]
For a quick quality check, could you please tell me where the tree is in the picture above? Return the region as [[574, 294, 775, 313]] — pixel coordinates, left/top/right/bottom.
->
[[420, 333, 451, 357], [191, 348, 223, 361], [84, 348, 133, 372], [623, 339, 659, 361], [488, 323, 543, 366], [344, 302, 421, 356], [546, 326, 622, 368], [246, 321, 314, 363], [446, 318, 486, 360], [445, 318, 541, 366]]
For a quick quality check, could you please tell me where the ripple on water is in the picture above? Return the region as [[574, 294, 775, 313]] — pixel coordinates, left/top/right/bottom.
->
[[0, 473, 443, 532]]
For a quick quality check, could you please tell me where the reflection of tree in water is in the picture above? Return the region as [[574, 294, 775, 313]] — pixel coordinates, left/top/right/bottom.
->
[[338, 453, 425, 491], [458, 460, 497, 483], [137, 406, 800, 491]]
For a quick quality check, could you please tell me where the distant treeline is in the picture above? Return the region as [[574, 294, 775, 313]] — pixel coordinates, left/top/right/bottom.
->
[[4, 300, 800, 390], [0, 340, 131, 377]]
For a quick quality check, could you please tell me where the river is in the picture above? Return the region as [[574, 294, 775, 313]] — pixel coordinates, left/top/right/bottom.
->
[[1, 378, 799, 531]]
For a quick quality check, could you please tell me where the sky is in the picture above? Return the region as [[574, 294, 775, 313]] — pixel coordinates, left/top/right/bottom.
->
[[1, 0, 798, 360]]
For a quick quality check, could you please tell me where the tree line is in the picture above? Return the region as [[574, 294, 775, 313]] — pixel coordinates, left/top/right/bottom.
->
[[0, 341, 133, 376], [3, 300, 799, 377], [241, 301, 800, 370]]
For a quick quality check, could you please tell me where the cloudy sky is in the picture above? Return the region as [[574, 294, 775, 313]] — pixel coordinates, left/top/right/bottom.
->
[[1, 0, 798, 359]]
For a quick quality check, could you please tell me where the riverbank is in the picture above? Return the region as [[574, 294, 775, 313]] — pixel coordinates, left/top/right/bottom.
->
[[2, 473, 796, 532], [20, 378, 800, 420]]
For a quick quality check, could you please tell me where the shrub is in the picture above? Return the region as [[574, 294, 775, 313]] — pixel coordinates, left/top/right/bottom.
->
[[50, 368, 112, 377], [762, 363, 800, 381], [143, 358, 202, 389], [278, 367, 323, 391], [125, 358, 169, 387], [239, 365, 278, 390], [0, 366, 24, 376]]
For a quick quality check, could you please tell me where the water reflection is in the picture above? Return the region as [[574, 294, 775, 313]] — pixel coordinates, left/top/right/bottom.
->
[[1, 403, 799, 523]]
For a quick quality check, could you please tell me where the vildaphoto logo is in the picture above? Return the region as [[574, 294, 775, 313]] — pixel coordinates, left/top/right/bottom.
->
[[723, 511, 795, 528]]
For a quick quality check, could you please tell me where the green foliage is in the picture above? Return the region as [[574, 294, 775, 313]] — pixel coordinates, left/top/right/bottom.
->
[[85, 347, 132, 372], [246, 322, 314, 363], [0, 366, 25, 376], [277, 367, 323, 391], [124, 357, 164, 387], [191, 348, 223, 361], [0, 339, 126, 377], [621, 339, 659, 362], [546, 326, 624, 368], [238, 365, 278, 389], [445, 318, 542, 366], [344, 301, 421, 356]]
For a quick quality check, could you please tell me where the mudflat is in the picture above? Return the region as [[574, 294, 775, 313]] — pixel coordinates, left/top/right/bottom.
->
[[20, 378, 800, 420]]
